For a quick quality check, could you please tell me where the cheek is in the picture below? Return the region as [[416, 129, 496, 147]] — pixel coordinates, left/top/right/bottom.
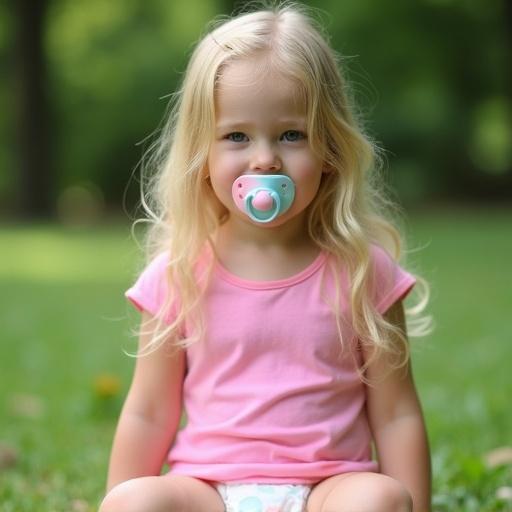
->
[[291, 156, 324, 199], [291, 155, 323, 182], [209, 150, 243, 178], [288, 146, 322, 169], [297, 177, 322, 206], [207, 151, 241, 203]]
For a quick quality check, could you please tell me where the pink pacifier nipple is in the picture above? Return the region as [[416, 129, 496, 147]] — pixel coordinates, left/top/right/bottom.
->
[[252, 190, 274, 211]]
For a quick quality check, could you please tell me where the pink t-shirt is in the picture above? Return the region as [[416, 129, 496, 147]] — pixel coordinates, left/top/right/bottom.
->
[[125, 245, 416, 484]]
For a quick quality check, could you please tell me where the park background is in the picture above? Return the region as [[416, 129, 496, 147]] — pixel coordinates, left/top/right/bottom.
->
[[1, 0, 511, 511]]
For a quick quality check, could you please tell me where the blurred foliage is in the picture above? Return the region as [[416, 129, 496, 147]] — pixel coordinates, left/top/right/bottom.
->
[[45, 0, 219, 207], [0, 0, 511, 218]]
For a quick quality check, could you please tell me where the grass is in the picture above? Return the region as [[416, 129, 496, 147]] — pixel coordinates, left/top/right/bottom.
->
[[1, 209, 511, 511], [405, 209, 512, 511]]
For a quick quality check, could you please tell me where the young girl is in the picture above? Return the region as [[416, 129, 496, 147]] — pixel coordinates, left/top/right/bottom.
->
[[100, 5, 431, 512]]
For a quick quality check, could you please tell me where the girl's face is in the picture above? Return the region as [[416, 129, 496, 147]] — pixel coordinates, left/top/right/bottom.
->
[[207, 56, 326, 229]]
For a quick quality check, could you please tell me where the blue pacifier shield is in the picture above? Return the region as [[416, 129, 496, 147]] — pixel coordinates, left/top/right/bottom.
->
[[232, 175, 296, 223]]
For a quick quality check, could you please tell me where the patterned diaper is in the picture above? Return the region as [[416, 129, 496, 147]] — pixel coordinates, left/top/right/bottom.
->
[[215, 483, 312, 512]]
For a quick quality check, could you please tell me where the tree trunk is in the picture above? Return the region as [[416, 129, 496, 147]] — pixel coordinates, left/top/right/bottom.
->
[[13, 0, 54, 219]]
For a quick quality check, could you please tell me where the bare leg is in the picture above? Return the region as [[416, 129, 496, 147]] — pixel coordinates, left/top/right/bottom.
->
[[306, 472, 412, 512], [98, 474, 225, 512]]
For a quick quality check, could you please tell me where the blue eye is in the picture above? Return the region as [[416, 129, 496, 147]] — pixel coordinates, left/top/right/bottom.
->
[[281, 130, 305, 142], [226, 132, 248, 142]]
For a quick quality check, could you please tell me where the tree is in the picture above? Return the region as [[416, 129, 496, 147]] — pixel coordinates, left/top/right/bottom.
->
[[12, 0, 54, 218]]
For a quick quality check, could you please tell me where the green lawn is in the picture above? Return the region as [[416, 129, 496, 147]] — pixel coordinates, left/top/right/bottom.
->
[[1, 209, 511, 511]]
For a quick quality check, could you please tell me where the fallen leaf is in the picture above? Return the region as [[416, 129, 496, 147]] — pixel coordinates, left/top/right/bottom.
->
[[0, 442, 18, 470], [496, 487, 512, 501], [484, 446, 512, 468], [71, 498, 89, 512], [8, 393, 45, 419]]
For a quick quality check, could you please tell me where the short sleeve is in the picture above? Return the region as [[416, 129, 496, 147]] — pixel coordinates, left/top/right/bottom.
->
[[125, 251, 177, 323], [370, 244, 416, 314]]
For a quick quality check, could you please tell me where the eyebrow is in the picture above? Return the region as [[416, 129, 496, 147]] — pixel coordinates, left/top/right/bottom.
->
[[215, 118, 307, 130]]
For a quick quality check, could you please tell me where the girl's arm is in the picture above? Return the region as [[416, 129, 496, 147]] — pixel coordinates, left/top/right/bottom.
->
[[366, 300, 431, 512], [106, 312, 185, 491]]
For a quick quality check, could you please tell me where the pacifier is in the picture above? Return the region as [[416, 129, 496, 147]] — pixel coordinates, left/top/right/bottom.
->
[[232, 174, 296, 223]]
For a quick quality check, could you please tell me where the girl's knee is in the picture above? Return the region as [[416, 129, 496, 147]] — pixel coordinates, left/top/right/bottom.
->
[[371, 475, 413, 512], [317, 473, 412, 512], [98, 477, 185, 512], [99, 480, 139, 512], [99, 480, 149, 512]]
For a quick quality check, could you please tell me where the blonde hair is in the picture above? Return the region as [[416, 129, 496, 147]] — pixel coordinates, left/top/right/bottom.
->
[[134, 2, 431, 370]]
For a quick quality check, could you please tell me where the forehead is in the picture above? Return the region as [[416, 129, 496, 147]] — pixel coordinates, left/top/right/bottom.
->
[[214, 56, 306, 119]]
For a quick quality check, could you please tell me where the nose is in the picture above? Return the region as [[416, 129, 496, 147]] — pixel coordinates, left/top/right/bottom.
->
[[250, 141, 281, 173]]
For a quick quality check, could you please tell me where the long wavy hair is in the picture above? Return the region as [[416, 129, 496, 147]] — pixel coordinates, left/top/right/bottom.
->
[[133, 2, 431, 371]]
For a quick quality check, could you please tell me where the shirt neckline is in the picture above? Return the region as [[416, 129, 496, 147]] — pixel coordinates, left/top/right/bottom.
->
[[214, 250, 328, 290]]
